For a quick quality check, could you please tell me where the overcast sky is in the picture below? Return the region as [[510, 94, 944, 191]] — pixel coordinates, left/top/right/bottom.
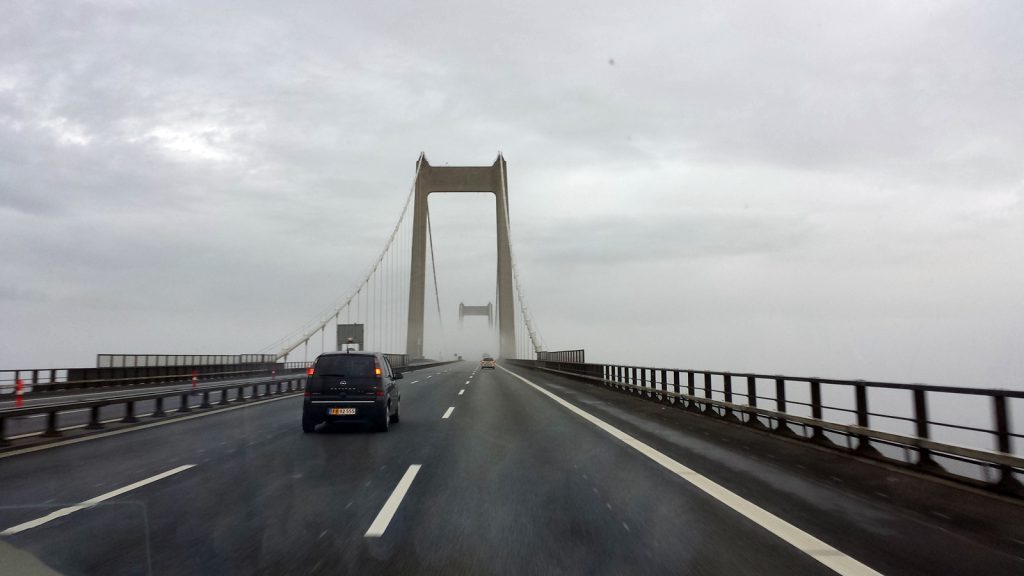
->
[[1, 1, 1022, 388]]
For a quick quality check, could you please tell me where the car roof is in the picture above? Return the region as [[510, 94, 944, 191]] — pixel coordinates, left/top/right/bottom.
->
[[317, 351, 378, 357]]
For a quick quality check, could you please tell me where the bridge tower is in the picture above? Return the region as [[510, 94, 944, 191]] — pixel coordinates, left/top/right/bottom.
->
[[406, 153, 515, 359]]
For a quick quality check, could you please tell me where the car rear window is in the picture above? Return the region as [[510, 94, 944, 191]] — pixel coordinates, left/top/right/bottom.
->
[[315, 355, 375, 376], [483, 357, 494, 361]]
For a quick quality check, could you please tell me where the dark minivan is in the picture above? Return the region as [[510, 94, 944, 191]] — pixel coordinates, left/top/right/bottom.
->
[[302, 351, 402, 433]]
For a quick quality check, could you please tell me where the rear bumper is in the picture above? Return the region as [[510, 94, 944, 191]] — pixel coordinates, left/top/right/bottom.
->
[[303, 399, 386, 423]]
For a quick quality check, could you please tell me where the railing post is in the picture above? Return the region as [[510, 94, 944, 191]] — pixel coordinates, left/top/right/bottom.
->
[[722, 374, 736, 421], [179, 392, 191, 413], [854, 384, 879, 456], [200, 390, 212, 409], [42, 411, 61, 437], [703, 373, 713, 414], [122, 400, 138, 423], [646, 368, 653, 399], [153, 396, 167, 417], [237, 386, 247, 401], [809, 380, 829, 445], [774, 378, 794, 435], [86, 406, 104, 429], [0, 416, 8, 446], [912, 389, 939, 469], [746, 376, 765, 429], [993, 395, 1024, 494], [685, 371, 698, 412]]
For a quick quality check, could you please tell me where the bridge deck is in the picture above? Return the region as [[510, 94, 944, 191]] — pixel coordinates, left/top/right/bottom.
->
[[0, 362, 1021, 575]]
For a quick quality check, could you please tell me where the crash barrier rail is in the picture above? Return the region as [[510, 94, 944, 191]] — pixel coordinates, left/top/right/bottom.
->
[[506, 359, 1024, 496], [537, 349, 585, 363], [0, 377, 308, 447], [0, 359, 459, 446], [97, 353, 279, 368], [0, 363, 311, 396]]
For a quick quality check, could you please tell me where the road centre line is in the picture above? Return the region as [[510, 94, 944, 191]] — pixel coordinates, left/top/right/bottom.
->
[[442, 407, 455, 419], [498, 365, 884, 576], [411, 380, 419, 384], [365, 465, 421, 537], [1, 464, 196, 536], [459, 389, 465, 395]]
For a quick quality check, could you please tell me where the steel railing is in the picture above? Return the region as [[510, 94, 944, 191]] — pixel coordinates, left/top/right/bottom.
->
[[0, 377, 308, 446], [506, 358, 1024, 496], [0, 363, 312, 396]]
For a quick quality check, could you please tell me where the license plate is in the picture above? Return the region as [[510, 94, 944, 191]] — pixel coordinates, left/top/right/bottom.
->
[[328, 407, 356, 416]]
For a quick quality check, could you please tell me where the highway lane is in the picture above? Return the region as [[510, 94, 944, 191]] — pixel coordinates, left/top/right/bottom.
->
[[0, 361, 1022, 575]]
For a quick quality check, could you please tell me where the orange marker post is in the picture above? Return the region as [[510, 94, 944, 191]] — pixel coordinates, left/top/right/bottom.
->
[[15, 378, 24, 408]]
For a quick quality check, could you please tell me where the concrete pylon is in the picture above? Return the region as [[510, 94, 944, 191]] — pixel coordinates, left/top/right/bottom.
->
[[406, 154, 515, 360]]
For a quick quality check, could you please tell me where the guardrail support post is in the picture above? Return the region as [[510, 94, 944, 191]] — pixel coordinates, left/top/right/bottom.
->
[[199, 390, 212, 409], [178, 393, 191, 413], [912, 390, 940, 471], [854, 384, 880, 457], [686, 371, 699, 412], [746, 376, 766, 429], [993, 395, 1024, 495], [42, 411, 61, 437], [122, 400, 138, 423], [773, 378, 795, 436], [722, 374, 737, 421], [809, 380, 831, 445], [236, 386, 246, 401], [0, 417, 7, 446], [703, 373, 713, 414], [153, 396, 167, 417], [86, 406, 104, 429]]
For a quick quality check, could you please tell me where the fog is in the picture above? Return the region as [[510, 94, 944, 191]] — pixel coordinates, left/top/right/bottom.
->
[[1, 1, 1022, 393]]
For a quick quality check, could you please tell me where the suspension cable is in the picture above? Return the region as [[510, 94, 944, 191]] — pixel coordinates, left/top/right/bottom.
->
[[265, 158, 422, 359]]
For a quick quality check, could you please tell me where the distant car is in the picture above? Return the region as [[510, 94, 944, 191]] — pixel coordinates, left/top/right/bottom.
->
[[480, 357, 496, 370], [302, 351, 402, 433]]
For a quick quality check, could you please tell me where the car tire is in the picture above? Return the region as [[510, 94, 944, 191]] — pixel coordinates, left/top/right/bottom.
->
[[302, 415, 316, 433], [390, 399, 400, 424], [377, 403, 391, 433]]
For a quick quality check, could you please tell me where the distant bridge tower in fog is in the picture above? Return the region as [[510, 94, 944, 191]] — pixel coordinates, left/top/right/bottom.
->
[[459, 302, 494, 329], [406, 154, 515, 359]]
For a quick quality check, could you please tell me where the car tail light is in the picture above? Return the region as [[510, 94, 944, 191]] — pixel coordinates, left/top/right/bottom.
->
[[375, 390, 385, 397], [307, 367, 315, 376], [303, 389, 311, 397], [373, 358, 382, 377]]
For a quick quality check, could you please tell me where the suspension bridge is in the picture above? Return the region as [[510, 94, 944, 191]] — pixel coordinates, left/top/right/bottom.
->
[[0, 154, 1022, 575]]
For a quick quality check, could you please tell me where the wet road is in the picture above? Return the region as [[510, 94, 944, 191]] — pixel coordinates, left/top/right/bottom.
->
[[1, 361, 1022, 575]]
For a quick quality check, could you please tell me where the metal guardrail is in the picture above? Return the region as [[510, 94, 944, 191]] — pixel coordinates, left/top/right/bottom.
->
[[0, 377, 308, 447], [0, 359, 459, 447], [507, 359, 1024, 496], [0, 363, 311, 396]]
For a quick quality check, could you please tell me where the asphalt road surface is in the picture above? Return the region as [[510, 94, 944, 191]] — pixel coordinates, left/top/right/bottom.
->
[[1, 361, 1022, 575]]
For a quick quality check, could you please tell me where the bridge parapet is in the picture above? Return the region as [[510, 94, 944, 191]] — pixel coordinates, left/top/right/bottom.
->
[[506, 358, 1024, 497]]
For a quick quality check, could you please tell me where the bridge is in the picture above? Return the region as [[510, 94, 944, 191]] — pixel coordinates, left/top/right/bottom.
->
[[1, 155, 1022, 575]]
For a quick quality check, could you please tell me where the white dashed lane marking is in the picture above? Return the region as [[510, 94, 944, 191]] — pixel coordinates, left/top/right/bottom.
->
[[365, 465, 421, 538], [442, 407, 455, 419], [1, 465, 196, 536]]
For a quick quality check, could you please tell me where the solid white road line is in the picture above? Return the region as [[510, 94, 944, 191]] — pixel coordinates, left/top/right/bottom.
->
[[0, 464, 196, 536], [498, 365, 884, 576], [458, 389, 465, 396], [442, 407, 455, 419], [365, 464, 421, 537]]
